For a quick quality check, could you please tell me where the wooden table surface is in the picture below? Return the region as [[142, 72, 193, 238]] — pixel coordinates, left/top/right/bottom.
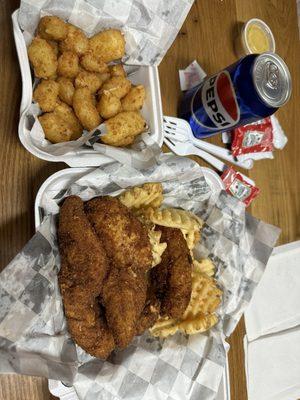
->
[[0, 0, 299, 399]]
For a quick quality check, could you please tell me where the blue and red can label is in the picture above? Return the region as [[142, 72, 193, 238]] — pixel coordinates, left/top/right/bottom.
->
[[180, 54, 279, 139], [191, 71, 240, 131]]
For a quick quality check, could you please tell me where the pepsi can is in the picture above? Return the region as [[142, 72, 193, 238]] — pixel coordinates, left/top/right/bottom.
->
[[179, 52, 292, 138]]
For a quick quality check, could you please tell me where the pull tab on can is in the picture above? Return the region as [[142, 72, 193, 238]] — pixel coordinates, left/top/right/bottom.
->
[[252, 52, 292, 108]]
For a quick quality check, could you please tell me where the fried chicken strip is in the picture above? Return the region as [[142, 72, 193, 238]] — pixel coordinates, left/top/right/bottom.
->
[[85, 196, 152, 348], [102, 268, 147, 345], [85, 196, 152, 272], [135, 282, 160, 336], [58, 196, 115, 359], [151, 226, 192, 319]]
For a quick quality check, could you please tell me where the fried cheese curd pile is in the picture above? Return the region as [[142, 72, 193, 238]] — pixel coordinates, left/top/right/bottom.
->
[[58, 183, 222, 359], [28, 15, 147, 145]]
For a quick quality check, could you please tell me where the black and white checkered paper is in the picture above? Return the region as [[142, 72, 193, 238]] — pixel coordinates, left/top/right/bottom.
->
[[0, 155, 280, 399], [18, 0, 194, 65]]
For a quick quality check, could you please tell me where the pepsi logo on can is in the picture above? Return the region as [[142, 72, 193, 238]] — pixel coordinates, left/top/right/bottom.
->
[[192, 70, 240, 130], [180, 53, 292, 139]]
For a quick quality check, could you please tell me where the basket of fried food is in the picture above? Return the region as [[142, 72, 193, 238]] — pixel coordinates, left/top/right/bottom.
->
[[58, 182, 223, 359], [27, 15, 147, 147]]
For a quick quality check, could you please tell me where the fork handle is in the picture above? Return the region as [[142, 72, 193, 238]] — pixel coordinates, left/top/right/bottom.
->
[[190, 146, 228, 172], [189, 147, 256, 185], [192, 139, 253, 169]]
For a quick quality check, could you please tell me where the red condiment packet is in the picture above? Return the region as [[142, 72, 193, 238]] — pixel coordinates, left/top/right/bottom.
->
[[231, 117, 274, 156], [221, 167, 260, 207]]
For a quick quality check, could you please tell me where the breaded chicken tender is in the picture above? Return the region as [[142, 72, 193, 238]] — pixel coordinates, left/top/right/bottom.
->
[[102, 268, 147, 348], [59, 24, 89, 56], [58, 196, 115, 359], [135, 285, 160, 336], [80, 52, 108, 73], [85, 197, 152, 272], [85, 197, 153, 348], [73, 87, 101, 131], [102, 111, 147, 147], [151, 227, 192, 319], [33, 79, 59, 112], [100, 76, 131, 99], [75, 70, 102, 93], [109, 64, 126, 77], [39, 102, 82, 143], [97, 91, 121, 119], [37, 16, 67, 41], [66, 298, 114, 359], [57, 77, 75, 106], [28, 37, 57, 79], [121, 85, 146, 111], [89, 29, 125, 63], [57, 51, 79, 78]]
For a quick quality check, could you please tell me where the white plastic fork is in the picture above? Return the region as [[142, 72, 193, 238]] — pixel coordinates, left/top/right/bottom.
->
[[163, 116, 253, 170], [164, 135, 256, 186]]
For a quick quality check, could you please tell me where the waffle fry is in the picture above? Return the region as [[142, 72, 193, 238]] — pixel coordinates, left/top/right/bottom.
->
[[181, 229, 201, 250], [193, 258, 215, 277], [177, 313, 218, 335], [119, 183, 163, 209], [149, 316, 179, 338], [150, 313, 218, 337], [141, 207, 203, 250], [185, 271, 222, 317], [148, 228, 167, 267], [141, 207, 203, 233], [150, 270, 222, 338]]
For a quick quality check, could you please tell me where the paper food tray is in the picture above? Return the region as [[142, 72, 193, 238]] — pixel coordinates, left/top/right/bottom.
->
[[12, 9, 163, 167], [34, 166, 231, 400]]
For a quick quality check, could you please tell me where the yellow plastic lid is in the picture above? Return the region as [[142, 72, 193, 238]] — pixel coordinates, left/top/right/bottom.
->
[[243, 18, 275, 54]]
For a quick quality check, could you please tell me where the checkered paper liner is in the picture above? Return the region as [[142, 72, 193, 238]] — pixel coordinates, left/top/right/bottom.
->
[[0, 155, 280, 400], [17, 0, 193, 163], [18, 0, 193, 65]]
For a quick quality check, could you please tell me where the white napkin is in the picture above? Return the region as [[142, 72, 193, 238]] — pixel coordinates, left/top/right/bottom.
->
[[244, 327, 300, 400], [244, 240, 300, 400], [245, 240, 300, 340]]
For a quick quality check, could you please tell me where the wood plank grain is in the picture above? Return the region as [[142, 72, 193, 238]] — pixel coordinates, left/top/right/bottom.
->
[[235, 0, 300, 243], [0, 375, 55, 400], [227, 3, 300, 399]]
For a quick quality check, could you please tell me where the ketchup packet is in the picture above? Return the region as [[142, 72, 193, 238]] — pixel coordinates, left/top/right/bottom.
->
[[221, 167, 260, 207], [231, 118, 274, 156]]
